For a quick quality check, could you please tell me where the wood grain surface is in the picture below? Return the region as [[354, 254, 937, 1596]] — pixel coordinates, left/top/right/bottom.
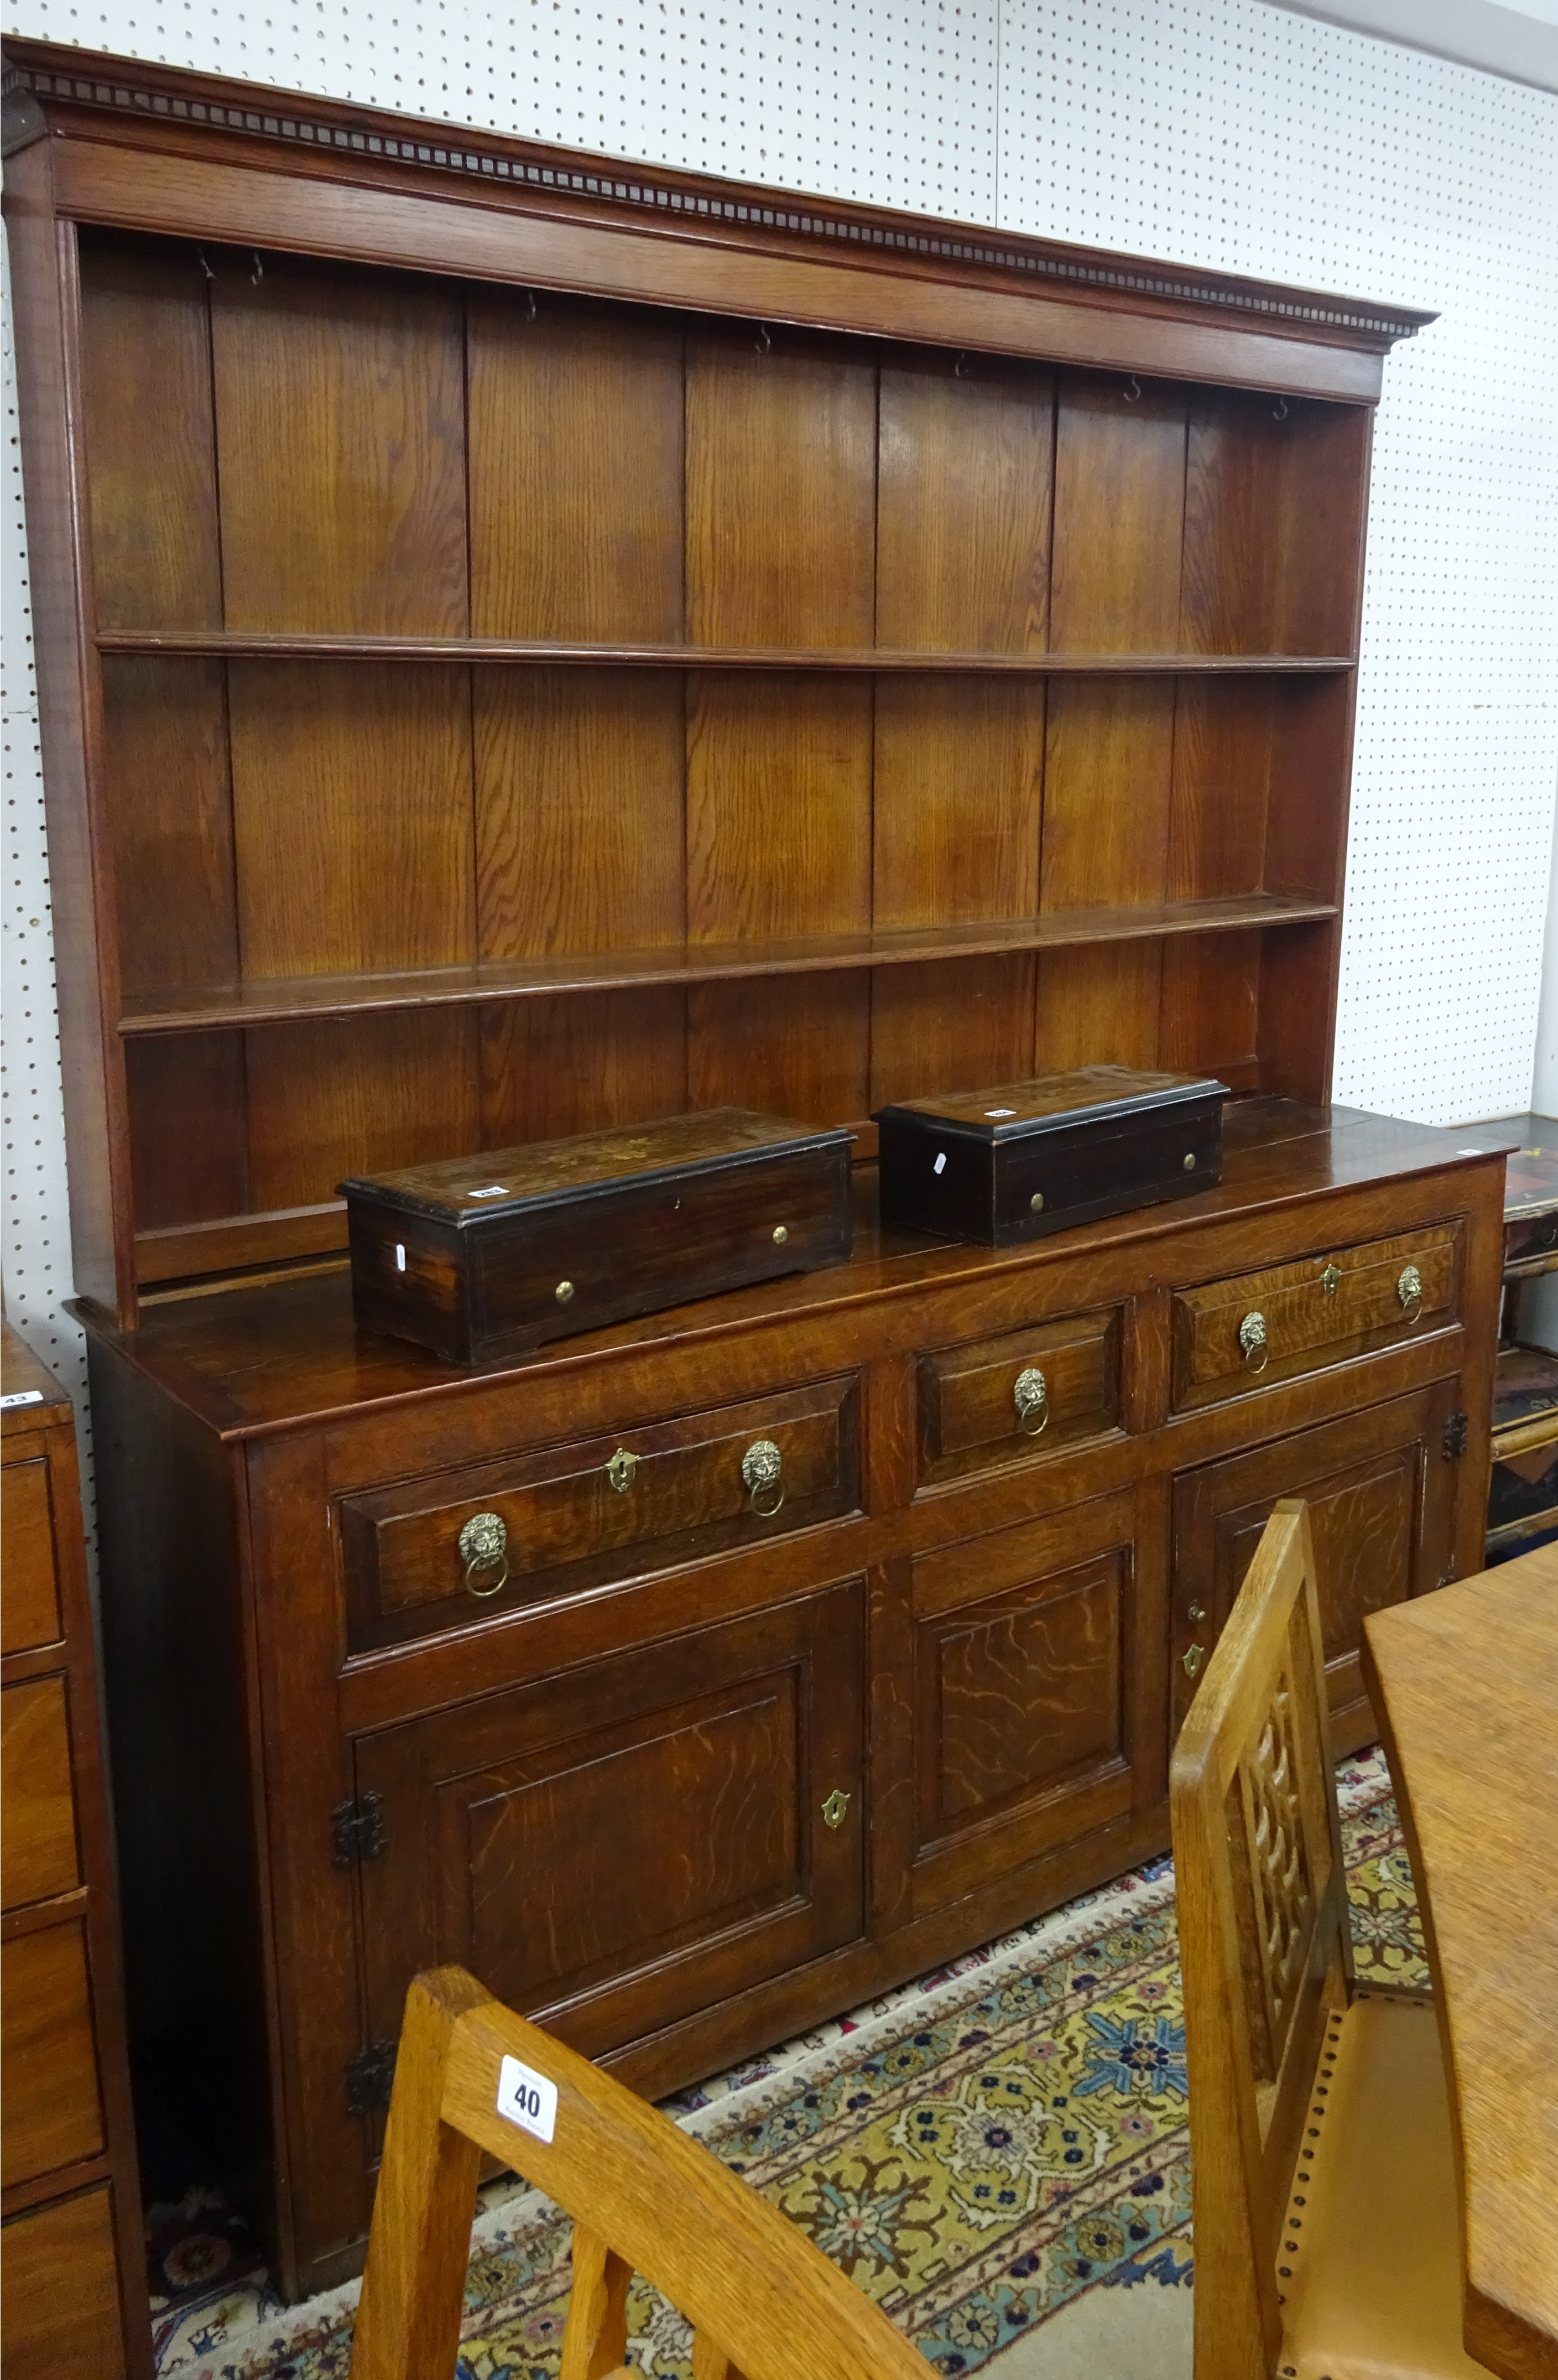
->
[[1364, 1544, 1558, 2380]]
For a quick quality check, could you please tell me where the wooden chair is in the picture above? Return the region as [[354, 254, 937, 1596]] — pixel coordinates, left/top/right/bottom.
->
[[347, 1965, 930, 2380], [1170, 1499, 1492, 2380]]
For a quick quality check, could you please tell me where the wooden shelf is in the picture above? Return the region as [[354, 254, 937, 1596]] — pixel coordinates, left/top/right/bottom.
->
[[118, 891, 1338, 1036], [96, 628, 1357, 675]]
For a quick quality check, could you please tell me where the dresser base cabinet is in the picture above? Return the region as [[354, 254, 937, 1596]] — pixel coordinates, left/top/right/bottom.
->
[[82, 1106, 1503, 2300]]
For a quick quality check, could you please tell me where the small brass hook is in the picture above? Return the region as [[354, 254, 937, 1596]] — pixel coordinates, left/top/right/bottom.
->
[[953, 350, 971, 378], [1273, 395, 1289, 422], [196, 247, 216, 282], [754, 321, 773, 356], [523, 288, 538, 321], [250, 250, 265, 285], [1123, 373, 1142, 403]]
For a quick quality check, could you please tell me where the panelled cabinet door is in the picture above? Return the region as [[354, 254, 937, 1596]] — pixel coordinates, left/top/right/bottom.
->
[[905, 1487, 1158, 1920], [1170, 1378, 1461, 1750], [355, 1579, 865, 2068]]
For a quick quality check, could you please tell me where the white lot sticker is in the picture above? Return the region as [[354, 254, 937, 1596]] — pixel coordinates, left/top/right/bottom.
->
[[497, 2054, 558, 2144], [984, 1108, 1017, 1118], [933, 1151, 947, 1175], [394, 1243, 407, 1272], [467, 1184, 510, 1200], [0, 1389, 44, 1409]]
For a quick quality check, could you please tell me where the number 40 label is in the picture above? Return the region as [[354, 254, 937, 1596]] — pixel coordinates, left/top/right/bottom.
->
[[496, 2054, 558, 2145]]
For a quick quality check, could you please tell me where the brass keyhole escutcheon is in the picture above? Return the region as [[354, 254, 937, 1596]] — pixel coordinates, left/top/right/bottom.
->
[[605, 1447, 639, 1494], [458, 1510, 510, 1599], [1398, 1262, 1424, 1326], [1183, 1643, 1206, 1680], [1238, 1310, 1269, 1374], [1013, 1366, 1049, 1438], [1321, 1262, 1340, 1299], [821, 1788, 851, 1831], [742, 1438, 785, 1518]]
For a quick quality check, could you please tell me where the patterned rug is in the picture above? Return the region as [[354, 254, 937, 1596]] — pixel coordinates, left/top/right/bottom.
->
[[154, 1749, 1425, 2378]]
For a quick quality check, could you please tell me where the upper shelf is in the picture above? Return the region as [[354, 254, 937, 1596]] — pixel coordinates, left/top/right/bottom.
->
[[96, 630, 1358, 675], [119, 890, 1337, 1036]]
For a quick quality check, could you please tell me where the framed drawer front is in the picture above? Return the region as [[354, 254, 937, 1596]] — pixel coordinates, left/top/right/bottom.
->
[[340, 1374, 860, 1650], [918, 1308, 1123, 1487], [1171, 1223, 1460, 1411], [1, 1919, 105, 2191], [0, 1457, 62, 1656], [0, 1679, 79, 1912], [0, 2184, 128, 2380]]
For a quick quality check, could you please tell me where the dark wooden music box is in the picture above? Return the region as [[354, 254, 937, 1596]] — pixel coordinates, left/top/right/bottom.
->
[[874, 1066, 1229, 1246], [340, 1109, 854, 1363]]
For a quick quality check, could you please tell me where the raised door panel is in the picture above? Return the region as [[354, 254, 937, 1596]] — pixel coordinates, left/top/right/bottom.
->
[[211, 261, 467, 634], [905, 1489, 1157, 1917], [356, 1582, 864, 2066], [468, 292, 684, 642], [1171, 1380, 1460, 1753]]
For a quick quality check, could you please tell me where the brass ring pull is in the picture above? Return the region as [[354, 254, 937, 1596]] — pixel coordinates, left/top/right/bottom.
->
[[742, 1438, 785, 1519], [1238, 1311, 1269, 1374], [1013, 1366, 1049, 1438], [458, 1511, 509, 1599], [1398, 1263, 1424, 1326]]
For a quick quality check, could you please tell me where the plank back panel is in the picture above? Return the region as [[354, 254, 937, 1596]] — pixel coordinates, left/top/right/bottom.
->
[[1040, 680, 1177, 912], [211, 261, 468, 634], [1168, 679, 1275, 902], [101, 657, 237, 999], [127, 1034, 249, 1231], [688, 973, 870, 1132], [1050, 376, 1187, 652], [686, 675, 872, 942], [870, 954, 1038, 1109], [873, 679, 1045, 928], [876, 356, 1053, 651], [244, 1010, 481, 1213], [475, 668, 685, 959], [480, 989, 689, 1149], [78, 237, 222, 632], [228, 661, 474, 979], [468, 294, 684, 642], [685, 327, 877, 648], [1035, 943, 1164, 1073]]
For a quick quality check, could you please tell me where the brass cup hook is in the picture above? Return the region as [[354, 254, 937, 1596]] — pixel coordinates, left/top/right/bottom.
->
[[251, 250, 265, 285], [196, 248, 216, 282], [953, 350, 971, 378], [1123, 373, 1143, 403], [1272, 394, 1290, 422], [754, 321, 773, 356]]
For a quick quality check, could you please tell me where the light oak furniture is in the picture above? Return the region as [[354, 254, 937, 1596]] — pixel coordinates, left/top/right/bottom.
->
[[2, 42, 1506, 2301], [0, 1324, 153, 2380], [1170, 1499, 1488, 2380], [1363, 1543, 1558, 2380], [350, 1966, 926, 2380]]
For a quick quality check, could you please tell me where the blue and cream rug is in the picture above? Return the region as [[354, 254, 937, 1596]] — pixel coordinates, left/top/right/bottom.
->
[[153, 1749, 1425, 2378]]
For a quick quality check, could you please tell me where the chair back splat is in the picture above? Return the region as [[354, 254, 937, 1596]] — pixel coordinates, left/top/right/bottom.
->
[[348, 1965, 929, 2380], [1169, 1499, 1351, 2378]]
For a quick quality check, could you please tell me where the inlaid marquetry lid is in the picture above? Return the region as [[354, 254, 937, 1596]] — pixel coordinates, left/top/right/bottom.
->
[[874, 1066, 1229, 1143], [338, 1109, 853, 1224]]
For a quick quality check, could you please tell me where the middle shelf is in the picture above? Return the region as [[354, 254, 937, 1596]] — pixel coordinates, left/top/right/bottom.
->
[[118, 890, 1337, 1036]]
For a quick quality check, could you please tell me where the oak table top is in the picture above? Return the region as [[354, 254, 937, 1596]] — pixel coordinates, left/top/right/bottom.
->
[[1362, 1543, 1558, 2380]]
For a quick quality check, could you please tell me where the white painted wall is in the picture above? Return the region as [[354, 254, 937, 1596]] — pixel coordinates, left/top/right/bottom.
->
[[4, 0, 1557, 1417]]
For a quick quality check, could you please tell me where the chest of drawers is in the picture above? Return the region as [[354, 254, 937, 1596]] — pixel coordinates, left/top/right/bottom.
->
[[81, 1101, 1503, 2300]]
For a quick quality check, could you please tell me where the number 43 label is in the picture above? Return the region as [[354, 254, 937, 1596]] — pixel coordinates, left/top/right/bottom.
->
[[496, 2054, 558, 2145]]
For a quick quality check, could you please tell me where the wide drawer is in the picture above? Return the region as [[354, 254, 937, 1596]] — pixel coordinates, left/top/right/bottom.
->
[[1, 1678, 79, 1912], [339, 1374, 861, 1649], [918, 1308, 1123, 1487], [0, 2184, 128, 2380], [1171, 1223, 1460, 1411], [1, 1919, 104, 2191]]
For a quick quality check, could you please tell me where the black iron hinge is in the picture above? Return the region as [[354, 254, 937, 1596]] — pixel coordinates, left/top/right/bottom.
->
[[344, 2038, 398, 2117], [1442, 1410, 1469, 1459], [330, 1787, 387, 1868]]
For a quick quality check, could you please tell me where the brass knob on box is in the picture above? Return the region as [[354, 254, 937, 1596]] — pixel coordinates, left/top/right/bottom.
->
[[458, 1510, 509, 1599], [742, 1438, 784, 1518], [1013, 1366, 1049, 1438], [1238, 1311, 1269, 1374], [772, 1223, 789, 1246], [1398, 1262, 1423, 1324]]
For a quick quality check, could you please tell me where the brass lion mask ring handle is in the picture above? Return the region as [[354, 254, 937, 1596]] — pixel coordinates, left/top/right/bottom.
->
[[1239, 1311, 1269, 1374], [1397, 1263, 1424, 1327], [1013, 1366, 1049, 1438], [742, 1438, 785, 1518], [458, 1510, 510, 1598]]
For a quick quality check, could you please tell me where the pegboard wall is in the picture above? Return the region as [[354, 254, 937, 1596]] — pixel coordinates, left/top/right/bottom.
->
[[3, 0, 1556, 1411]]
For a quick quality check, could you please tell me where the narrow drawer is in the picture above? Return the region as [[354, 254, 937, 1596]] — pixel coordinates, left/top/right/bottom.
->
[[340, 1374, 861, 1650], [918, 1309, 1122, 1487], [1171, 1223, 1460, 1412], [1, 1678, 79, 1911], [1, 1920, 104, 2190], [0, 1457, 62, 1655]]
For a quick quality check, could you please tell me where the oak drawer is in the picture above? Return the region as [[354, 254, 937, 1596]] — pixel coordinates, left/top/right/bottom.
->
[[1171, 1223, 1460, 1412], [340, 1374, 861, 1649], [0, 2184, 127, 2380], [918, 1308, 1123, 1486], [1, 1678, 79, 1911], [0, 1457, 62, 1655], [1, 1920, 104, 2190]]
